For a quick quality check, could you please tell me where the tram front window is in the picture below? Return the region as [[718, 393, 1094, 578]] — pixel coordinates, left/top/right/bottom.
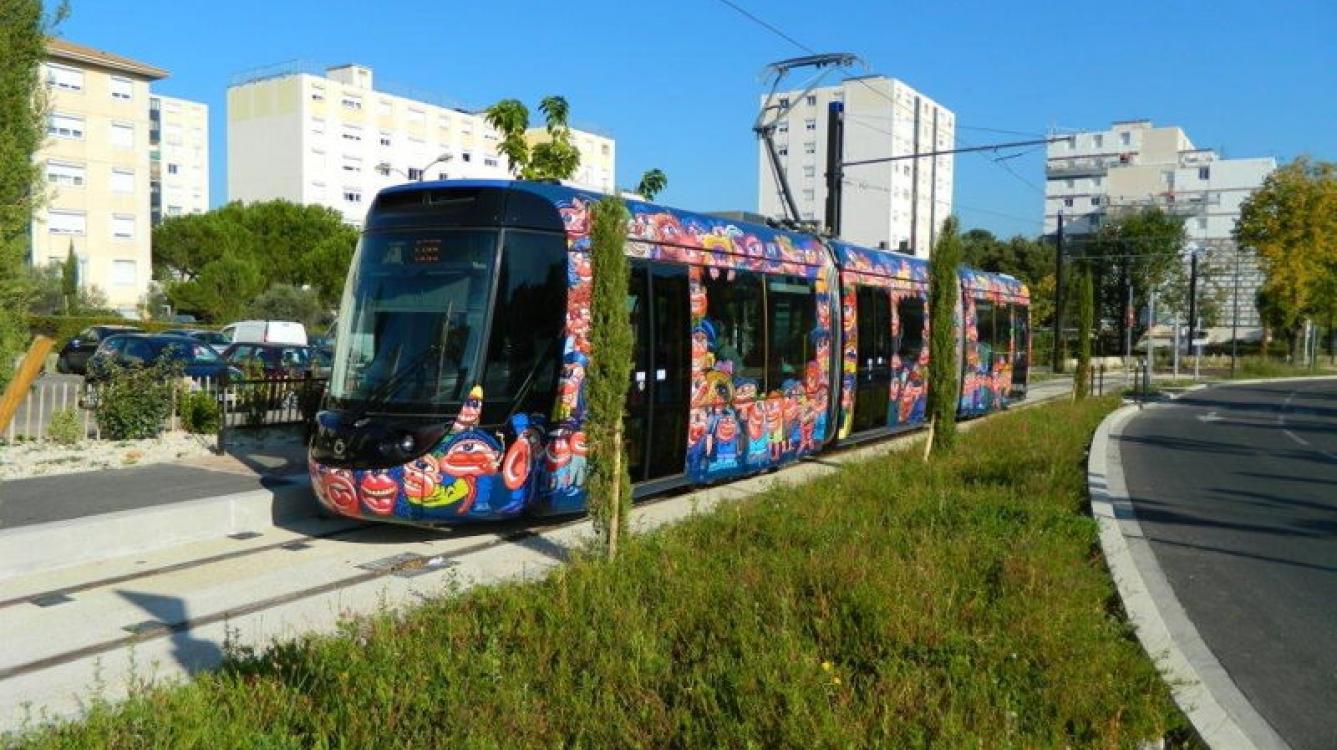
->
[[329, 229, 498, 414]]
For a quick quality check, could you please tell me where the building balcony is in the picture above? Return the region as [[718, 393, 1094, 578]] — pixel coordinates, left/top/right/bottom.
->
[[1045, 160, 1110, 179]]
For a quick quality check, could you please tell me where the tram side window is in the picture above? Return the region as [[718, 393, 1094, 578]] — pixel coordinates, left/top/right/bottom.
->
[[702, 269, 766, 386], [481, 230, 567, 420], [974, 298, 996, 365], [999, 304, 1016, 354], [767, 276, 816, 388], [896, 296, 925, 361]]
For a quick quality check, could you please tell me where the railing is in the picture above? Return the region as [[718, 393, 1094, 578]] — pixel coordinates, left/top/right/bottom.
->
[[2, 373, 327, 446]]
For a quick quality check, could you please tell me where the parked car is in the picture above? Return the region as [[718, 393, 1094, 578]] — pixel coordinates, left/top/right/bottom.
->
[[220, 320, 308, 346], [221, 342, 331, 378], [85, 333, 238, 384], [55, 324, 142, 374], [162, 328, 231, 347]]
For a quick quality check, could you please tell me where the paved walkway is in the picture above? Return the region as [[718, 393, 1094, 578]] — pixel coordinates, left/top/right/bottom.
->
[[1120, 379, 1337, 750]]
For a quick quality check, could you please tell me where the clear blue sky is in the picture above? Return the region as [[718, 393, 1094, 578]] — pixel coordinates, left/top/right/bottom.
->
[[57, 0, 1335, 239]]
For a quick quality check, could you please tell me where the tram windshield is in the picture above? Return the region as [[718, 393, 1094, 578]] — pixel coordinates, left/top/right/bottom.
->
[[328, 229, 498, 413]]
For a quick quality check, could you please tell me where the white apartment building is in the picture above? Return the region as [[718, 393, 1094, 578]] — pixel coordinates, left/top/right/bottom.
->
[[227, 64, 616, 227], [1045, 120, 1275, 330], [33, 40, 168, 316], [150, 94, 209, 224], [758, 75, 954, 257]]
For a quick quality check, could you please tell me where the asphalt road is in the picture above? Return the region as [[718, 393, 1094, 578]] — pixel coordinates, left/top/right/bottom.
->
[[1119, 378, 1337, 750]]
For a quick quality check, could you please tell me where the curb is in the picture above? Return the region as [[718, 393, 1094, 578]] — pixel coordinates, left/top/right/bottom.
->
[[0, 476, 348, 580], [1088, 402, 1291, 749]]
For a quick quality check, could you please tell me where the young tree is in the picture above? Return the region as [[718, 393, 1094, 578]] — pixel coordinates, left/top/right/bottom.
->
[[60, 241, 78, 313], [483, 95, 581, 181], [1074, 267, 1094, 399], [584, 196, 633, 556], [1236, 157, 1337, 358], [1085, 207, 1187, 349], [635, 169, 668, 201], [926, 216, 962, 457]]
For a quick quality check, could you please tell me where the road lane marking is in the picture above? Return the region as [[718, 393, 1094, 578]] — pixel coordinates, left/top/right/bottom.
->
[[1283, 429, 1309, 446]]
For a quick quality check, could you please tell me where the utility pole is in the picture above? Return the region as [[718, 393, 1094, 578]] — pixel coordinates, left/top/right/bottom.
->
[[1187, 249, 1199, 351], [1148, 288, 1157, 376], [1230, 244, 1241, 377], [823, 100, 845, 236], [1052, 213, 1065, 373], [929, 106, 939, 251]]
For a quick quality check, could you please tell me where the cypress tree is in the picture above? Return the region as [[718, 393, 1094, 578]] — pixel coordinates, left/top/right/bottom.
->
[[585, 196, 633, 556], [926, 216, 962, 456], [1074, 267, 1094, 399]]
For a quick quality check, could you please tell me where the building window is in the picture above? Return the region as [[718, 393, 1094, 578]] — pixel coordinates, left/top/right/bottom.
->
[[804, 118, 816, 131], [1093, 176, 1102, 186], [341, 96, 362, 110], [109, 77, 133, 100], [111, 214, 135, 240], [46, 161, 85, 186], [45, 63, 84, 91], [806, 95, 816, 106], [601, 143, 610, 156], [1065, 178, 1074, 188], [408, 108, 425, 125], [1090, 196, 1100, 206], [778, 97, 789, 109], [111, 168, 134, 193], [343, 190, 362, 203], [47, 209, 86, 235], [1093, 134, 1103, 148], [166, 205, 183, 217], [48, 113, 84, 140], [407, 167, 423, 180], [1161, 170, 1174, 184], [802, 188, 815, 201], [311, 91, 325, 102], [110, 122, 134, 148], [1120, 131, 1131, 146], [484, 157, 499, 168], [1063, 197, 1074, 207], [111, 259, 137, 286], [461, 152, 472, 163], [167, 163, 179, 175], [341, 127, 362, 142], [778, 145, 788, 156], [379, 133, 391, 146], [1197, 217, 1208, 230], [438, 172, 448, 181], [342, 161, 361, 173], [803, 165, 815, 178], [777, 121, 788, 133], [803, 141, 816, 155], [1198, 166, 1210, 180]]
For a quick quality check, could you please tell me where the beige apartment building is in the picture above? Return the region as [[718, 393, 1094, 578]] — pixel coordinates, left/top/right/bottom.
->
[[150, 94, 210, 224], [34, 40, 168, 316], [228, 63, 616, 228]]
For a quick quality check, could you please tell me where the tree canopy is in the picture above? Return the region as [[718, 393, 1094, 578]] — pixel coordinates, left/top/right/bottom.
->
[[959, 229, 1056, 326], [1077, 207, 1187, 344], [483, 95, 581, 181], [1235, 156, 1337, 342], [152, 199, 357, 323]]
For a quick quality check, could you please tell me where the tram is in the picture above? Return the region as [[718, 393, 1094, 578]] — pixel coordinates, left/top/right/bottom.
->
[[308, 180, 1029, 525]]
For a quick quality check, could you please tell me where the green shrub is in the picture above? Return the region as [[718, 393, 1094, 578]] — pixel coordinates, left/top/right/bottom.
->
[[46, 407, 83, 445], [179, 388, 221, 434], [236, 359, 270, 427], [93, 359, 179, 440]]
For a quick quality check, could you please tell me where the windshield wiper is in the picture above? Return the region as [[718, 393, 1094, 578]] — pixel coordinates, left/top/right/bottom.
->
[[347, 302, 456, 421]]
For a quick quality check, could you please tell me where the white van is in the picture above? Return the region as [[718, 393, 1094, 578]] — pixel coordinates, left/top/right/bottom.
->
[[221, 320, 308, 346]]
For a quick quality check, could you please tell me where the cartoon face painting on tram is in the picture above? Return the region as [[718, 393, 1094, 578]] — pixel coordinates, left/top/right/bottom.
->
[[308, 180, 1030, 526]]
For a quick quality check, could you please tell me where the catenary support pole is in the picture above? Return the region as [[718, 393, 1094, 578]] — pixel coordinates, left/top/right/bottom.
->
[[823, 101, 844, 236], [1052, 213, 1065, 373]]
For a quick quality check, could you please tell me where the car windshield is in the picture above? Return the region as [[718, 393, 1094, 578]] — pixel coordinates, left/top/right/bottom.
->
[[328, 229, 498, 413], [157, 340, 220, 363]]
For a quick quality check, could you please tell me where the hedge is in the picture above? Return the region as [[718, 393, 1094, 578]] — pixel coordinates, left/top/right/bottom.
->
[[26, 315, 221, 349]]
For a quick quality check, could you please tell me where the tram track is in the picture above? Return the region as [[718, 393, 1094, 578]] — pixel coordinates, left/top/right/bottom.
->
[[1, 379, 1073, 720]]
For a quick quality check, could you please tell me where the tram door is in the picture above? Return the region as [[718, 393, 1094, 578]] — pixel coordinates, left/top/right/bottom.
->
[[852, 285, 892, 432], [626, 261, 691, 482], [1011, 305, 1030, 390]]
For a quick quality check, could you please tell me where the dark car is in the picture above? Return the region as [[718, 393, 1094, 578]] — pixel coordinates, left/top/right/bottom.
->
[[162, 328, 231, 347], [221, 342, 331, 378], [85, 333, 237, 384], [56, 324, 142, 374]]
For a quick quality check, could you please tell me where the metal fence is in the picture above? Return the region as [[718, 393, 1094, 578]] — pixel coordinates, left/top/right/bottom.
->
[[2, 373, 327, 444]]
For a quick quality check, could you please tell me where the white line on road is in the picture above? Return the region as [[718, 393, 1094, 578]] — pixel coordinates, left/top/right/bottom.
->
[[1283, 429, 1309, 446]]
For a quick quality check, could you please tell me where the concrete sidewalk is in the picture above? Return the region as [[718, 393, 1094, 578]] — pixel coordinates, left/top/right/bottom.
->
[[0, 430, 309, 531]]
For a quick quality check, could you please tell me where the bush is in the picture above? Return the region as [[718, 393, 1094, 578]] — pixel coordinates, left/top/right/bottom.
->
[[47, 407, 83, 445], [179, 388, 221, 434], [93, 359, 179, 440]]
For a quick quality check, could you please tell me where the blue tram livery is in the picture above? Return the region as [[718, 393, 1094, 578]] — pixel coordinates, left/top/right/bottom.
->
[[309, 181, 1029, 526]]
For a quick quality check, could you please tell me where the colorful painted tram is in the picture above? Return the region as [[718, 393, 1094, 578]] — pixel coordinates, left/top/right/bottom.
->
[[309, 181, 1029, 525]]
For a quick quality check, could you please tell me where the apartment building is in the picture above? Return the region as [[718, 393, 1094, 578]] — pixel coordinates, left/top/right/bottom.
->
[[150, 94, 210, 224], [34, 40, 168, 316], [227, 63, 616, 227], [1044, 120, 1275, 330], [757, 75, 954, 257], [525, 128, 615, 194]]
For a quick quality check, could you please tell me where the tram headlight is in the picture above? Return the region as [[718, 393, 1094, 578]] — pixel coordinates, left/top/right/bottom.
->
[[398, 433, 416, 453]]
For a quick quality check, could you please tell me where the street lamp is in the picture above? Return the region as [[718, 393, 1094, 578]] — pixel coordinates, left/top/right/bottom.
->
[[375, 152, 453, 182]]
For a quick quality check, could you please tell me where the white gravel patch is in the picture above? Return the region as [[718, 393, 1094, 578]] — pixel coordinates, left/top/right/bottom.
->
[[0, 430, 218, 481]]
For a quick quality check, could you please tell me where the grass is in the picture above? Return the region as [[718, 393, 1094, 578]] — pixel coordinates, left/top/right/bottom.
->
[[1230, 356, 1336, 380], [17, 397, 1190, 748]]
